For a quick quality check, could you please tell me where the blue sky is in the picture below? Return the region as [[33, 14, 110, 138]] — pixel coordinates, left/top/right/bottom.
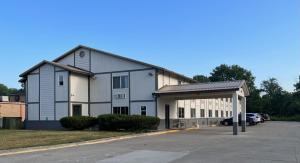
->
[[0, 0, 299, 91]]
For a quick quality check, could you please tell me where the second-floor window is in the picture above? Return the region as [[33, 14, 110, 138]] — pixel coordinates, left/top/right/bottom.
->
[[113, 75, 128, 89], [59, 75, 64, 86]]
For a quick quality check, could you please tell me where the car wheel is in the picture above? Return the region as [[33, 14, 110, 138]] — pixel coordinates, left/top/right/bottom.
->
[[224, 122, 229, 126]]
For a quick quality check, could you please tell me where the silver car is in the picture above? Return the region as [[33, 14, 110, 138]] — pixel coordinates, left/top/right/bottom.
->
[[246, 113, 261, 124]]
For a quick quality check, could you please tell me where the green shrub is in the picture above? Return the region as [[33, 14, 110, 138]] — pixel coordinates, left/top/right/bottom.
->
[[271, 115, 300, 122], [60, 116, 97, 130], [98, 114, 160, 131]]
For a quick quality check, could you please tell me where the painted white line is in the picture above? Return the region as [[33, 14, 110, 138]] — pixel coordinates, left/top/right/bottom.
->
[[0, 130, 179, 157]]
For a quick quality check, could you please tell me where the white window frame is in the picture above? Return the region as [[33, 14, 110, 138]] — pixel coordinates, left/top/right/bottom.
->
[[141, 106, 147, 116], [208, 110, 212, 117], [113, 75, 129, 89], [190, 108, 196, 118], [178, 107, 185, 118], [215, 110, 219, 118], [200, 109, 205, 117]]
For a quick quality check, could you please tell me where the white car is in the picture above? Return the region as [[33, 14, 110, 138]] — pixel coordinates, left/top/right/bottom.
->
[[246, 113, 261, 123]]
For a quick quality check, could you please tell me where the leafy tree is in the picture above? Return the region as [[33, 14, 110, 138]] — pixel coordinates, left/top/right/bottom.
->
[[261, 78, 283, 97], [208, 64, 259, 113], [209, 64, 256, 92], [0, 83, 9, 95], [260, 78, 288, 115], [294, 76, 300, 92], [193, 75, 210, 83], [0, 83, 20, 96]]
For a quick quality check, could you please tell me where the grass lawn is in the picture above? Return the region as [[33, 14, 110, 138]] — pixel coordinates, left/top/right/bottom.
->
[[0, 130, 131, 150]]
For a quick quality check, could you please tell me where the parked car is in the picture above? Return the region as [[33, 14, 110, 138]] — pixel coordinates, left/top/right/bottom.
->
[[246, 113, 261, 124], [220, 117, 256, 126], [259, 113, 270, 121]]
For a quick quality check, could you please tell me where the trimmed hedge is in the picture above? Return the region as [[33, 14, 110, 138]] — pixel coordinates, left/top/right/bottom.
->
[[60, 116, 97, 130], [98, 114, 160, 131], [271, 115, 300, 122]]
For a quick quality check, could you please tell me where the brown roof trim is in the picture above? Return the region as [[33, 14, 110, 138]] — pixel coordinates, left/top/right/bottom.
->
[[154, 80, 250, 96], [19, 60, 93, 77], [153, 88, 240, 96], [52, 45, 196, 83]]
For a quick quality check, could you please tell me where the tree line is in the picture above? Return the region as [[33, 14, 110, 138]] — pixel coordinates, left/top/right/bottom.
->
[[193, 64, 300, 116], [0, 83, 23, 96]]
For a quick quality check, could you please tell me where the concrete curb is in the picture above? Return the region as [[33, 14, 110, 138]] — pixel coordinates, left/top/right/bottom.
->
[[0, 129, 180, 157]]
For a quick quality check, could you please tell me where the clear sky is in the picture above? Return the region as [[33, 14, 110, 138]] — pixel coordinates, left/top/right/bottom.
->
[[0, 0, 299, 91]]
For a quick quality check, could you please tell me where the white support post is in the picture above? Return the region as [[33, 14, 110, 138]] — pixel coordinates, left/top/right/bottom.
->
[[232, 92, 238, 135], [241, 97, 246, 132]]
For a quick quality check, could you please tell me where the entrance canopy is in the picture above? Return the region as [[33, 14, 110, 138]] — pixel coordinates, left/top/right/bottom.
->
[[153, 80, 249, 135], [153, 80, 249, 99]]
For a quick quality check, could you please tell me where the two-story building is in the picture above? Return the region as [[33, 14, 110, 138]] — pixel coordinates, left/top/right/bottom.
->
[[19, 45, 249, 135]]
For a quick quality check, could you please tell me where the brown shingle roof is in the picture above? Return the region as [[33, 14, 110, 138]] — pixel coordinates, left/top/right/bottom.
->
[[154, 80, 249, 96]]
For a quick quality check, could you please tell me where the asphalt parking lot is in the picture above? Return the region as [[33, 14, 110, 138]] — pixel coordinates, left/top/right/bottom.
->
[[1, 121, 300, 163]]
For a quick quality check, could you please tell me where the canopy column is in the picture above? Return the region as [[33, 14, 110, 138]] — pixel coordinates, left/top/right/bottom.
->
[[232, 92, 239, 135], [241, 97, 246, 132]]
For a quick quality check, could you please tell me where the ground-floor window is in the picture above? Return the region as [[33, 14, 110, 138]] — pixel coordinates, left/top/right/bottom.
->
[[215, 110, 219, 117], [113, 107, 129, 115], [226, 111, 228, 117], [141, 106, 147, 116], [200, 109, 205, 117], [190, 108, 196, 118], [221, 111, 224, 117], [208, 110, 212, 117], [72, 104, 82, 116], [178, 107, 185, 118], [230, 111, 232, 117]]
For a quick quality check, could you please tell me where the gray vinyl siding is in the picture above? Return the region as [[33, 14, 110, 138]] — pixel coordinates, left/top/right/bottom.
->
[[75, 48, 90, 71], [90, 50, 149, 73], [90, 103, 111, 117], [55, 71, 69, 102], [130, 69, 156, 101], [40, 64, 55, 120], [57, 53, 74, 66], [130, 102, 156, 116], [27, 74, 39, 103], [55, 103, 68, 120], [28, 104, 39, 120], [90, 74, 111, 103]]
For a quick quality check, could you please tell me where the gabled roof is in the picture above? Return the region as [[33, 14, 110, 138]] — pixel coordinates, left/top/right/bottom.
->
[[19, 60, 93, 78], [53, 45, 196, 83], [154, 80, 250, 96]]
